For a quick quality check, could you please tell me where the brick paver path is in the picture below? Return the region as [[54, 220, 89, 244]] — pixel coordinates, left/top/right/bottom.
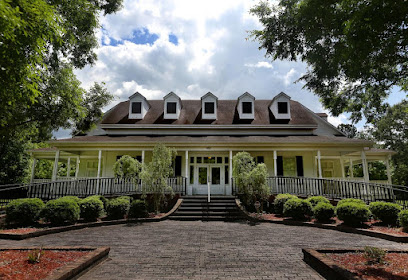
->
[[1, 221, 408, 279]]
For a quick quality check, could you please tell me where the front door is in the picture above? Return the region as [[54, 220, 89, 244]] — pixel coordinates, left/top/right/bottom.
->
[[194, 164, 224, 195]]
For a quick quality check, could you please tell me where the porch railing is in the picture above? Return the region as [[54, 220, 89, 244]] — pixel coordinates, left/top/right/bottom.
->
[[0, 176, 187, 206], [232, 176, 408, 209]]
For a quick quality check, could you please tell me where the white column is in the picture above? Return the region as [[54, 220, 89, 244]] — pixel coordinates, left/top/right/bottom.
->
[[386, 155, 392, 185], [30, 158, 37, 183], [97, 150, 102, 178], [185, 150, 189, 178], [52, 150, 60, 181], [66, 157, 71, 178], [273, 150, 278, 176], [317, 150, 322, 178], [361, 151, 369, 182], [340, 156, 345, 178], [349, 158, 354, 178], [141, 150, 145, 164], [229, 150, 233, 196], [75, 156, 80, 178]]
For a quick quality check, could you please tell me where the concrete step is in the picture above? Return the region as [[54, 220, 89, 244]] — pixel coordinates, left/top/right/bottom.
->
[[177, 207, 237, 212], [172, 211, 241, 216], [168, 216, 244, 221]]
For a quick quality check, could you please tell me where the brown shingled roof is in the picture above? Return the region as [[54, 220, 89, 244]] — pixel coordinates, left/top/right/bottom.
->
[[101, 100, 317, 126]]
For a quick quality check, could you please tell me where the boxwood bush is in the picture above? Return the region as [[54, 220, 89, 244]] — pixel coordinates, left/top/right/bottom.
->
[[6, 198, 44, 226], [369, 201, 402, 225], [128, 200, 148, 219], [274, 194, 297, 215], [106, 197, 131, 220], [60, 196, 81, 204], [79, 196, 104, 222], [337, 198, 366, 207], [336, 202, 371, 226], [306, 196, 330, 208], [313, 202, 335, 222], [283, 198, 312, 220], [399, 210, 408, 232], [41, 197, 80, 225]]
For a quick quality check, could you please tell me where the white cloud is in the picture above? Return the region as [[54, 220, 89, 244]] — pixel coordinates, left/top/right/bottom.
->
[[245, 61, 273, 69]]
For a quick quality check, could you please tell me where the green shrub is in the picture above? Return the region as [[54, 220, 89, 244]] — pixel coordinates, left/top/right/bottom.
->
[[283, 198, 312, 220], [6, 198, 44, 225], [313, 202, 335, 222], [369, 201, 402, 225], [116, 196, 132, 202], [364, 246, 386, 265], [337, 198, 366, 207], [60, 196, 81, 204], [96, 195, 108, 211], [274, 194, 297, 214], [336, 202, 371, 226], [398, 210, 408, 232], [79, 196, 104, 221], [306, 196, 330, 207], [41, 197, 80, 225], [106, 197, 131, 220], [128, 200, 148, 219]]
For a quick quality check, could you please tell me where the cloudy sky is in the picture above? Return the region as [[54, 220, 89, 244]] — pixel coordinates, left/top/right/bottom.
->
[[55, 0, 403, 138]]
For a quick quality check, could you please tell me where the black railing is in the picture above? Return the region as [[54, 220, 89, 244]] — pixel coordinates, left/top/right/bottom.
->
[[232, 176, 408, 208], [0, 176, 187, 206]]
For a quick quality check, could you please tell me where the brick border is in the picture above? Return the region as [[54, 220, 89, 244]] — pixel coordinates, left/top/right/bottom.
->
[[235, 199, 408, 243], [0, 199, 183, 240], [0, 246, 109, 280], [302, 248, 408, 280]]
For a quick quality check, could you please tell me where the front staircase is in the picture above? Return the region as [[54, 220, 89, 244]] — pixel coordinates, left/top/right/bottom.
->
[[169, 196, 244, 221]]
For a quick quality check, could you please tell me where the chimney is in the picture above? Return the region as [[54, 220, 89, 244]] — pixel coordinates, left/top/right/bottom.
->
[[316, 113, 328, 121]]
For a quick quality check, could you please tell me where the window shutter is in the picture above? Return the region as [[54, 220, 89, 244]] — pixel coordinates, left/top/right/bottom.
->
[[277, 156, 283, 176], [296, 156, 304, 177], [174, 156, 182, 176]]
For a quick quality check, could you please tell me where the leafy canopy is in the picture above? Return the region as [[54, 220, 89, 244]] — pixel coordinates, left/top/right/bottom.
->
[[113, 155, 142, 179], [250, 0, 408, 123]]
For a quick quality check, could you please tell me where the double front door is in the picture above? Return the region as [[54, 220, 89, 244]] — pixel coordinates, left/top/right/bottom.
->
[[194, 164, 224, 195]]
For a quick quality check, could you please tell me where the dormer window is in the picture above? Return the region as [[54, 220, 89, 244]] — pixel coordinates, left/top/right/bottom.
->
[[277, 102, 288, 114], [163, 92, 182, 119], [237, 92, 255, 119], [242, 102, 252, 114], [201, 92, 218, 120], [128, 92, 150, 119], [269, 92, 291, 120], [167, 102, 177, 114]]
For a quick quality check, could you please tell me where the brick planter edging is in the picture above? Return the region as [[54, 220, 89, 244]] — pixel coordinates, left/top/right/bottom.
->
[[303, 248, 408, 280], [235, 199, 408, 243], [0, 246, 109, 280], [0, 199, 183, 240]]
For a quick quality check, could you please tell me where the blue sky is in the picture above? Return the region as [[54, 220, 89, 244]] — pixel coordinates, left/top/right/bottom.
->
[[54, 0, 405, 139]]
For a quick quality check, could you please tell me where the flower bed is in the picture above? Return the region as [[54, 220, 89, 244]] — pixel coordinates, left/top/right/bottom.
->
[[0, 247, 109, 280], [303, 248, 408, 280]]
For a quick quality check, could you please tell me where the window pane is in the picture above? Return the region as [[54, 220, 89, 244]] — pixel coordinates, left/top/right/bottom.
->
[[204, 102, 215, 114], [256, 156, 264, 164], [225, 157, 229, 164], [131, 102, 142, 114], [225, 166, 229, 184], [197, 157, 202, 163], [204, 157, 209, 164], [190, 157, 194, 163], [211, 167, 221, 185], [199, 167, 207, 184], [283, 157, 296, 177], [167, 102, 177, 114], [190, 166, 194, 184], [217, 157, 222, 163], [278, 102, 288, 114], [242, 102, 252, 114]]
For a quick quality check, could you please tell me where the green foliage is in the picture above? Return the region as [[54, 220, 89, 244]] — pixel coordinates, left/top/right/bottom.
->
[[250, 0, 407, 123], [6, 198, 44, 225], [306, 196, 330, 208], [232, 152, 269, 206], [398, 210, 408, 232], [60, 196, 81, 204], [41, 197, 80, 225], [0, 137, 31, 184], [113, 155, 142, 179], [337, 124, 357, 139], [337, 198, 366, 207], [313, 202, 335, 223], [128, 200, 148, 219], [283, 198, 312, 220], [27, 247, 44, 264], [79, 196, 104, 222], [363, 246, 386, 265], [140, 144, 177, 213], [106, 197, 131, 220], [336, 202, 371, 226], [274, 194, 297, 215], [369, 201, 401, 225]]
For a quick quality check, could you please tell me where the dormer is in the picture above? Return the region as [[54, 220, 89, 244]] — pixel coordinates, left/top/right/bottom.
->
[[237, 92, 255, 119], [128, 92, 150, 119], [163, 91, 182, 119], [269, 92, 291, 120], [201, 92, 218, 120]]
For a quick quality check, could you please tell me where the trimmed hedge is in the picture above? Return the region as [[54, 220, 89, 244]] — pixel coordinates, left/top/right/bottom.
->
[[369, 201, 402, 225], [336, 202, 371, 226], [283, 198, 312, 220], [128, 200, 148, 219], [106, 197, 131, 220], [313, 202, 335, 222], [41, 197, 80, 225], [6, 198, 44, 226], [60, 196, 81, 204], [399, 210, 408, 232], [79, 196, 104, 222], [274, 194, 297, 214], [337, 198, 366, 207], [306, 196, 330, 208]]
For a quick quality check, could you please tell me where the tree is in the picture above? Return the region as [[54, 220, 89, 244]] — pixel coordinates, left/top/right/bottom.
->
[[113, 156, 142, 179], [337, 124, 357, 139], [140, 144, 177, 213], [232, 152, 269, 207], [250, 0, 408, 123]]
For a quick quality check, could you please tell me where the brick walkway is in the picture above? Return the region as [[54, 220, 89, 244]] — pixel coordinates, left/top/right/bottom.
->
[[1, 221, 407, 279]]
